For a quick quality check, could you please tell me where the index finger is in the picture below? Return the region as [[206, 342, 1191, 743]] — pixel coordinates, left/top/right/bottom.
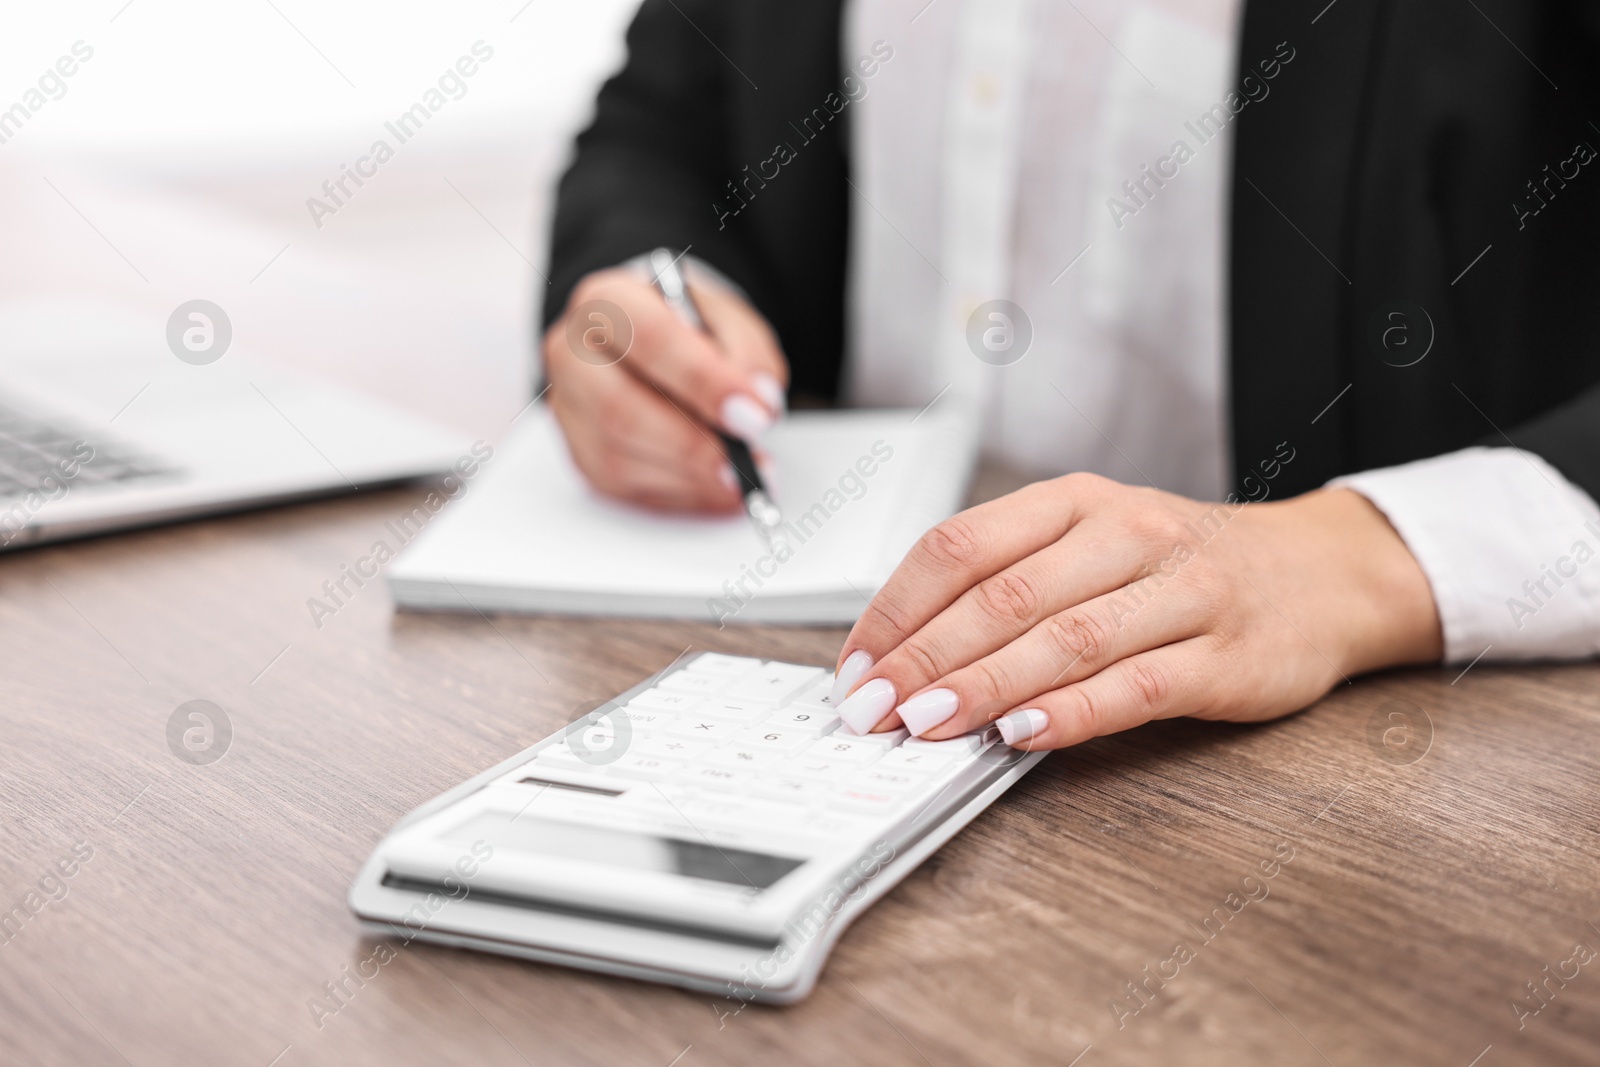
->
[[832, 476, 1094, 699], [572, 271, 779, 441], [689, 273, 788, 389]]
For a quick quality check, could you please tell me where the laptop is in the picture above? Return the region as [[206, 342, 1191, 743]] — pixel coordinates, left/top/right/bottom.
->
[[0, 300, 472, 548]]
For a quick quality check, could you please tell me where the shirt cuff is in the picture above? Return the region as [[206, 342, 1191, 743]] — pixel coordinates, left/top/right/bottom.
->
[[1330, 447, 1600, 664]]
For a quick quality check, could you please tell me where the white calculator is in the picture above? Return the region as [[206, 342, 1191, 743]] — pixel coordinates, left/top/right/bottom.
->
[[349, 653, 1046, 1003]]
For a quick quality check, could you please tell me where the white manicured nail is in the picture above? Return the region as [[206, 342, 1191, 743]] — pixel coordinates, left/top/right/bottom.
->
[[837, 677, 896, 735], [996, 708, 1049, 746], [720, 394, 774, 440], [717, 462, 738, 492], [751, 372, 787, 413], [831, 650, 873, 705], [897, 688, 959, 735]]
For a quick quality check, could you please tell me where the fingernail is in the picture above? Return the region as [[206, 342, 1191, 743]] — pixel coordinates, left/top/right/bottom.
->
[[896, 688, 959, 736], [831, 650, 873, 705], [720, 394, 774, 440], [837, 677, 896, 735], [996, 708, 1049, 746], [751, 372, 787, 414], [717, 462, 738, 492]]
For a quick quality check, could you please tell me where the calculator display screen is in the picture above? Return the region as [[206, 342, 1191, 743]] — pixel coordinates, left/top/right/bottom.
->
[[448, 811, 807, 890]]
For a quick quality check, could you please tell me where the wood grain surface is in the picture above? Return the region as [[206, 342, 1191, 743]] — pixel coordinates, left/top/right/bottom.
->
[[1, 478, 1597, 1067]]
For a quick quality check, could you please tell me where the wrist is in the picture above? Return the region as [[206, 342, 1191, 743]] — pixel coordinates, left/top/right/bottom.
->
[[1297, 488, 1444, 675]]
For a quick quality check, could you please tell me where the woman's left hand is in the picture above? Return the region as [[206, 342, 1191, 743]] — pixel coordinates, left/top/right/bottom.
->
[[830, 474, 1443, 749]]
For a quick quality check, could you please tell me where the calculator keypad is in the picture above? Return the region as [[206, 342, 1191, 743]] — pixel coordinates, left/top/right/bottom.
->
[[509, 656, 997, 841]]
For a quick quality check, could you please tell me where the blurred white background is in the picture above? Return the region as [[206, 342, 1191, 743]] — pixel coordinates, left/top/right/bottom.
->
[[0, 0, 643, 437]]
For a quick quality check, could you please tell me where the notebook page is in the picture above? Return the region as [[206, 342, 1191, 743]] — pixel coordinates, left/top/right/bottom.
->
[[387, 406, 974, 617]]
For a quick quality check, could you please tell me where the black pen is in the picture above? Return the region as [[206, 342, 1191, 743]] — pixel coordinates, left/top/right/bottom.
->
[[647, 247, 784, 546]]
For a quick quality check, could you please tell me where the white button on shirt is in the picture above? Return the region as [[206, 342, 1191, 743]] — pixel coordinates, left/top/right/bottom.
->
[[843, 0, 1600, 664]]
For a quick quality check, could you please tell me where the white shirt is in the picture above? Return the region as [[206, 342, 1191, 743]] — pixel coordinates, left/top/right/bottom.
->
[[844, 0, 1600, 663]]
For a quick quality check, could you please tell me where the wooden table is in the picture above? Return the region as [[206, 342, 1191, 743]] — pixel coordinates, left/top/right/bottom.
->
[[2, 475, 1597, 1067]]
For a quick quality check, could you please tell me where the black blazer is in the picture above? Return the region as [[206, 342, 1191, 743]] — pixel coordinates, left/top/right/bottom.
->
[[544, 0, 1600, 502]]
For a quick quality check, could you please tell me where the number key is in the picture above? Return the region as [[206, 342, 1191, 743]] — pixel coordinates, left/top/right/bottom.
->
[[766, 708, 842, 738], [807, 736, 885, 765], [739, 727, 813, 753]]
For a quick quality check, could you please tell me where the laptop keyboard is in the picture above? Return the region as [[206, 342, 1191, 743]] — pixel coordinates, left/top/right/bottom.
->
[[505, 655, 999, 839], [0, 399, 176, 500]]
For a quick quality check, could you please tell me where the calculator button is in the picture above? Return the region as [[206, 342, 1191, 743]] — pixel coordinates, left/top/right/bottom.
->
[[737, 727, 814, 753], [634, 737, 712, 761], [681, 765, 758, 792], [553, 802, 699, 839], [828, 787, 902, 815], [901, 734, 987, 756], [565, 720, 630, 760], [681, 795, 808, 830], [877, 747, 956, 773], [687, 653, 764, 677], [849, 727, 911, 748], [606, 755, 686, 781], [730, 801, 811, 831], [694, 698, 775, 725], [783, 758, 853, 782], [627, 688, 703, 713], [614, 707, 676, 735], [750, 776, 832, 804], [766, 708, 841, 738], [854, 768, 925, 794], [722, 664, 826, 705], [677, 795, 756, 824], [657, 670, 733, 697], [806, 736, 887, 765], [805, 813, 879, 839], [663, 718, 742, 745], [788, 677, 837, 711], [702, 745, 784, 770]]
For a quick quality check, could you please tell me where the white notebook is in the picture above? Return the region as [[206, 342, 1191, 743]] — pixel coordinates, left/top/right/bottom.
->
[[386, 406, 977, 624]]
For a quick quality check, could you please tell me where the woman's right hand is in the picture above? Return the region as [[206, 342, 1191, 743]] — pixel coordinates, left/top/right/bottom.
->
[[542, 265, 788, 513]]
